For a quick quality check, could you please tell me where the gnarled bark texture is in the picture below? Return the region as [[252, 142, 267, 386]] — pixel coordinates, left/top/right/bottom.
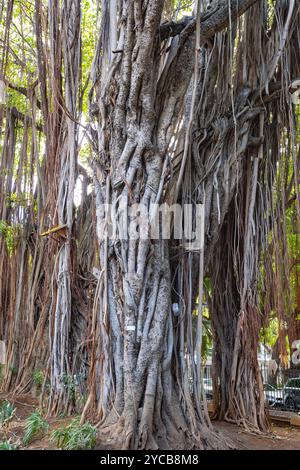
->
[[85, 0, 265, 449]]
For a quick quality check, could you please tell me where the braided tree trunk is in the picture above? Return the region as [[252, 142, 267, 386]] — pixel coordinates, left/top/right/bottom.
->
[[86, 0, 256, 451], [84, 0, 299, 448]]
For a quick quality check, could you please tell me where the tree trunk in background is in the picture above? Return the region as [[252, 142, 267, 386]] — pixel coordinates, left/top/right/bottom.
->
[[209, 205, 239, 421], [210, 201, 267, 431], [192, 0, 300, 432]]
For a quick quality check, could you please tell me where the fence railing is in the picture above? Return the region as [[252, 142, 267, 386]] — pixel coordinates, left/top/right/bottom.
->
[[201, 364, 300, 413], [260, 363, 300, 412]]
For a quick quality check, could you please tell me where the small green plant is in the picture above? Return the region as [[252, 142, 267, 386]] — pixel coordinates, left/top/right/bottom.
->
[[61, 373, 76, 398], [0, 439, 16, 450], [59, 372, 87, 411], [0, 400, 16, 428], [22, 411, 49, 445], [50, 417, 96, 450], [32, 370, 44, 389], [8, 364, 17, 376], [0, 220, 20, 255]]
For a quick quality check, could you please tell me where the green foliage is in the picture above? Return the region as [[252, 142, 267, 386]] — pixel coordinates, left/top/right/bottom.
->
[[193, 286, 213, 363], [0, 220, 21, 255], [32, 370, 44, 389], [0, 400, 16, 427], [22, 411, 49, 445], [0, 439, 16, 450], [163, 0, 193, 20], [81, 0, 99, 114], [8, 364, 17, 376], [5, 192, 32, 209], [61, 373, 76, 402], [260, 316, 279, 348], [202, 316, 213, 363], [50, 417, 96, 450], [60, 372, 86, 407]]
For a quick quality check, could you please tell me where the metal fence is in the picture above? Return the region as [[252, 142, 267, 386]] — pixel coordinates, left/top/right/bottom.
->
[[260, 363, 300, 412], [202, 364, 300, 413]]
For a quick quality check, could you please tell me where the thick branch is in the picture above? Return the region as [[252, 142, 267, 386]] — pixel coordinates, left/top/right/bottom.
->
[[160, 0, 259, 42], [0, 76, 41, 110], [0, 104, 43, 132]]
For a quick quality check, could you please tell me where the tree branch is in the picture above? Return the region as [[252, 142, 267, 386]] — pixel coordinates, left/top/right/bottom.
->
[[160, 0, 259, 42], [0, 104, 44, 132], [1, 77, 42, 110]]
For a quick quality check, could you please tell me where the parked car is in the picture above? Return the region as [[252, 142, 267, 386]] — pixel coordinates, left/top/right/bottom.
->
[[263, 383, 283, 408], [283, 378, 300, 411]]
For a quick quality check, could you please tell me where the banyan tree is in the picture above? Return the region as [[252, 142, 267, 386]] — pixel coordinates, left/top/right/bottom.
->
[[0, 0, 299, 450]]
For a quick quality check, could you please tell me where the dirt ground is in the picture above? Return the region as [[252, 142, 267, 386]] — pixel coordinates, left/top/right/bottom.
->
[[214, 420, 300, 450], [1, 394, 300, 450], [0, 393, 73, 449]]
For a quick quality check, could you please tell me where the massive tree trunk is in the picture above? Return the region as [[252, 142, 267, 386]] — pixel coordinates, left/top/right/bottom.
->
[[84, 0, 261, 449], [89, 0, 206, 450]]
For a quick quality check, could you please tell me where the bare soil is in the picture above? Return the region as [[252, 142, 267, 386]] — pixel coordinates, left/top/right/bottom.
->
[[213, 420, 300, 450], [0, 393, 73, 449]]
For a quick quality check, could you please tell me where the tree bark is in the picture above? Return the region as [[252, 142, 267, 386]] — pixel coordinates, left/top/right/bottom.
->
[[209, 201, 268, 432], [85, 0, 261, 449]]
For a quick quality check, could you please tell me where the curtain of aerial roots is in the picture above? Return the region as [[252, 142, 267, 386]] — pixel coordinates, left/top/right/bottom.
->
[[0, 0, 93, 408], [204, 1, 300, 431], [0, 0, 65, 393], [46, 0, 81, 415], [33, 0, 89, 413], [262, 141, 300, 368], [83, 0, 244, 450], [0, 0, 63, 397], [261, 5, 300, 368], [0, 103, 53, 394], [209, 195, 267, 432]]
